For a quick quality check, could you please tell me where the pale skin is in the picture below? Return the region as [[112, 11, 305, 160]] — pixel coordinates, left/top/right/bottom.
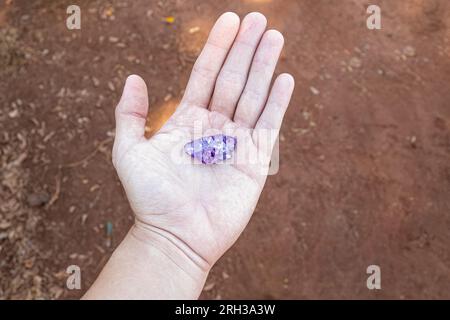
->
[[83, 12, 294, 300]]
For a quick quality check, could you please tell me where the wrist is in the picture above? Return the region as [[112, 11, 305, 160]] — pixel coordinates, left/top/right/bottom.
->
[[84, 223, 210, 299], [130, 221, 211, 293]]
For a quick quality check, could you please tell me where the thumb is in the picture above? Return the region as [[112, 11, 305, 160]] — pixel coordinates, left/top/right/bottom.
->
[[113, 75, 149, 166]]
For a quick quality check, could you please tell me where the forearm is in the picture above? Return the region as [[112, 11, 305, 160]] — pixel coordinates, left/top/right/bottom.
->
[[83, 225, 209, 300]]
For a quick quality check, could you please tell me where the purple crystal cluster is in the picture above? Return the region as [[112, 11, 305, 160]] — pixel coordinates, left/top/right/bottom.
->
[[184, 134, 237, 164]]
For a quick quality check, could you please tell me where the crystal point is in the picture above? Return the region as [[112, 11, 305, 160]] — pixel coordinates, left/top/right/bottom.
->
[[184, 135, 237, 164]]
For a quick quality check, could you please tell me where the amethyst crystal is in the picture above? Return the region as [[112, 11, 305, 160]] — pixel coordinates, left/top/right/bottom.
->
[[184, 134, 237, 164]]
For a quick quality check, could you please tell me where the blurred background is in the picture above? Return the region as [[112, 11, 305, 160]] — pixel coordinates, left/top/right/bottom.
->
[[0, 0, 449, 299]]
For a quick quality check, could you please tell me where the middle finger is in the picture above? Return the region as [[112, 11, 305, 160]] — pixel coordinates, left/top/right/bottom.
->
[[209, 12, 267, 118]]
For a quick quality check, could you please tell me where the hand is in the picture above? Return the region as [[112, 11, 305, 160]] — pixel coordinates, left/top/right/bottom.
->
[[112, 12, 294, 277]]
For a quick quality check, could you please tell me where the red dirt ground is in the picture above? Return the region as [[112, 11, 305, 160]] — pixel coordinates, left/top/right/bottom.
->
[[0, 0, 449, 299]]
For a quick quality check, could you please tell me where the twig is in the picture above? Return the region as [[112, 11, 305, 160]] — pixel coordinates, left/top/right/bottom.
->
[[46, 170, 61, 209], [61, 137, 113, 168]]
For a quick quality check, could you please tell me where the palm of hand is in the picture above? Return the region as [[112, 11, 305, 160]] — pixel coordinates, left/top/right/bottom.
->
[[116, 105, 268, 264], [112, 12, 294, 268]]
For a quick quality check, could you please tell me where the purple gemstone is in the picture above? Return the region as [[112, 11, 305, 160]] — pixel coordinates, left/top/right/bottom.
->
[[184, 135, 237, 164]]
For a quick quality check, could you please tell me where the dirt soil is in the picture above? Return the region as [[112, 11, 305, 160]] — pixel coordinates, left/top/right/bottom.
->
[[1, 0, 449, 299]]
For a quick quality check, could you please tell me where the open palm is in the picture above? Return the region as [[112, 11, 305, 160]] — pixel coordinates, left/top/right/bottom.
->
[[112, 12, 294, 270]]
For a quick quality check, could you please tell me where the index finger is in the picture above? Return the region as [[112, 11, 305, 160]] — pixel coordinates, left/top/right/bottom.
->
[[181, 12, 240, 108]]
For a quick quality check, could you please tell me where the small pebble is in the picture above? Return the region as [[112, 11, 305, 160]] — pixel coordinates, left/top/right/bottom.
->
[[108, 36, 119, 43], [189, 26, 200, 34], [310, 86, 320, 95], [349, 57, 362, 68], [92, 77, 100, 87], [410, 136, 417, 148], [403, 46, 416, 57], [203, 282, 215, 292], [26, 192, 50, 207], [107, 81, 115, 92]]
